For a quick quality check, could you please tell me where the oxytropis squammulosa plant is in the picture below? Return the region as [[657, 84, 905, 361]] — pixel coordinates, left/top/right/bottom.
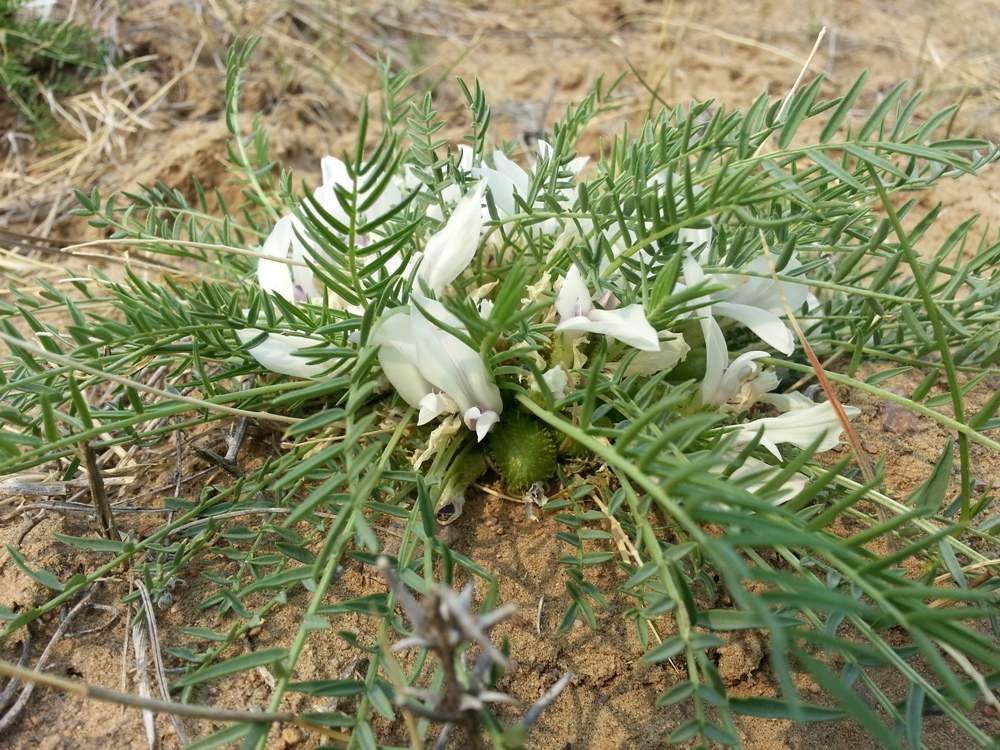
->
[[236, 128, 857, 519]]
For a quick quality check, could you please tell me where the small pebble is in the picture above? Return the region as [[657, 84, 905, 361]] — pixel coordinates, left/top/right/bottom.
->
[[881, 401, 920, 435], [880, 387, 920, 435], [280, 726, 303, 747]]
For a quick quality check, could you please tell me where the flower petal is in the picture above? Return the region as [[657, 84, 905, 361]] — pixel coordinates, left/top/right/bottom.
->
[[372, 312, 435, 408], [256, 214, 320, 305], [682, 250, 706, 286], [710, 350, 769, 406], [541, 366, 569, 399], [411, 308, 502, 418], [621, 332, 690, 377], [678, 227, 713, 260], [726, 255, 811, 313], [556, 305, 660, 352], [535, 139, 589, 176], [472, 164, 517, 218], [492, 150, 530, 196], [235, 329, 331, 380], [465, 406, 500, 441], [698, 311, 729, 403], [711, 455, 808, 505], [320, 155, 350, 188], [555, 265, 593, 320], [712, 301, 796, 355], [257, 216, 298, 301], [759, 390, 817, 412], [418, 392, 453, 425], [731, 401, 861, 458], [418, 182, 485, 294]]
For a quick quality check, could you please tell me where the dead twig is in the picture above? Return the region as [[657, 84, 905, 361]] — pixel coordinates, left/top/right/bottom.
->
[[134, 582, 187, 746], [81, 442, 120, 541], [0, 474, 135, 498]]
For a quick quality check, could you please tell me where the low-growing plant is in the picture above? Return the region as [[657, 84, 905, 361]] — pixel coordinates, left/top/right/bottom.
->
[[2, 36, 1000, 750]]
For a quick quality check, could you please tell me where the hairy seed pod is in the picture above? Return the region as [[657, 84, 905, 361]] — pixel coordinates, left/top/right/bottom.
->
[[487, 408, 557, 490]]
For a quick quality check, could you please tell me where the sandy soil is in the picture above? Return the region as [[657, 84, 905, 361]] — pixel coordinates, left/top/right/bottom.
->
[[2, 1, 1000, 749]]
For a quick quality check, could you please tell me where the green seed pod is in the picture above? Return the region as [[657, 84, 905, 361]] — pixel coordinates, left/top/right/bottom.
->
[[558, 434, 591, 460], [487, 407, 557, 491]]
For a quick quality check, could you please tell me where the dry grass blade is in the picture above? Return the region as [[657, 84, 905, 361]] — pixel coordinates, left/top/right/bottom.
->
[[130, 615, 157, 748], [134, 582, 187, 745], [748, 24, 891, 548], [762, 242, 891, 551], [0, 473, 134, 498]]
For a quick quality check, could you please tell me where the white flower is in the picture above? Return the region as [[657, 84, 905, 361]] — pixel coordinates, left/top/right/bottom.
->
[[372, 298, 503, 441], [683, 250, 795, 350], [718, 255, 815, 313], [759, 390, 817, 412], [727, 366, 781, 413], [708, 350, 770, 407], [530, 366, 568, 399], [254, 151, 420, 312], [256, 215, 321, 305], [683, 249, 809, 404], [314, 155, 404, 232], [709, 455, 808, 505], [554, 265, 660, 352], [471, 141, 586, 233], [234, 329, 332, 380], [21, 0, 55, 20], [711, 300, 796, 354], [474, 149, 528, 220], [730, 401, 861, 459], [415, 183, 486, 295]]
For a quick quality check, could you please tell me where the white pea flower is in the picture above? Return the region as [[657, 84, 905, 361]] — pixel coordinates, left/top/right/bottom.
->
[[238, 215, 336, 377], [234, 329, 332, 380], [314, 154, 404, 232], [238, 150, 422, 376], [730, 401, 861, 459], [555, 265, 660, 352], [530, 366, 568, 399], [727, 366, 781, 414], [537, 139, 590, 171], [474, 149, 528, 220], [683, 251, 797, 357], [605, 332, 690, 378], [472, 140, 587, 233], [682, 248, 815, 405], [20, 0, 55, 20], [255, 214, 321, 305], [252, 150, 418, 313], [707, 350, 770, 407], [709, 455, 809, 506], [414, 182, 486, 295], [759, 389, 818, 412], [403, 146, 474, 221], [372, 297, 502, 441]]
